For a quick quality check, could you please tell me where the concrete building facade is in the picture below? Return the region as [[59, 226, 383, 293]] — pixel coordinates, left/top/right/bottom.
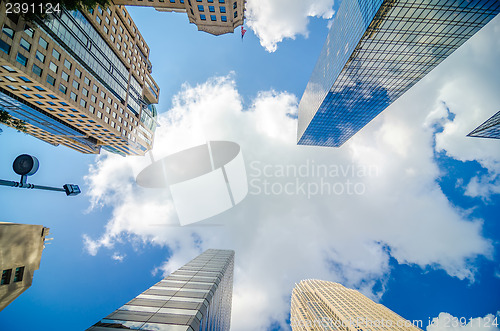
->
[[0, 4, 159, 155], [112, 0, 245, 36], [291, 280, 422, 331], [0, 222, 50, 311]]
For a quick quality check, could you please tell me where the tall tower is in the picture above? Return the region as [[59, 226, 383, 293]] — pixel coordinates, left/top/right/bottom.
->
[[291, 280, 422, 330], [0, 4, 159, 155], [111, 0, 246, 36], [87, 249, 234, 331], [468, 110, 500, 139], [0, 222, 50, 311], [297, 0, 500, 147]]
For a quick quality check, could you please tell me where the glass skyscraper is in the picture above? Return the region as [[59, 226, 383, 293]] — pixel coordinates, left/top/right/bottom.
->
[[87, 249, 234, 331], [291, 279, 422, 330], [0, 4, 159, 155], [468, 110, 500, 139], [297, 0, 500, 147]]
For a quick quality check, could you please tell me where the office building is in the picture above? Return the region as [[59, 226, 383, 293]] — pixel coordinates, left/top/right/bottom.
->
[[112, 0, 245, 36], [291, 280, 422, 330], [0, 222, 50, 311], [0, 4, 159, 155], [297, 0, 500, 147], [467, 110, 500, 139], [87, 249, 234, 331]]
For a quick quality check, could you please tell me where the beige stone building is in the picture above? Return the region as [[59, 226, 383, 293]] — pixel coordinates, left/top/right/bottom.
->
[[291, 280, 423, 331], [112, 0, 246, 36], [0, 4, 159, 155], [0, 222, 50, 311]]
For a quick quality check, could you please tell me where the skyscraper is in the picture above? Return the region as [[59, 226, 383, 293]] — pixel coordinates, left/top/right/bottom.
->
[[112, 0, 246, 36], [87, 249, 234, 331], [467, 110, 500, 139], [0, 4, 159, 155], [291, 280, 422, 330], [0, 222, 50, 311], [297, 0, 500, 147]]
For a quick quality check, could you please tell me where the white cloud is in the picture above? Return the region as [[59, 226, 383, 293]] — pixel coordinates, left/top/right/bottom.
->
[[111, 252, 126, 262], [427, 313, 500, 331], [82, 15, 500, 331], [245, 0, 335, 52]]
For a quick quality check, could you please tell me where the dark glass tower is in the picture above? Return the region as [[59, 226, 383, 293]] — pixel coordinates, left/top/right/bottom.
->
[[87, 249, 234, 331], [468, 110, 500, 139], [297, 0, 500, 147]]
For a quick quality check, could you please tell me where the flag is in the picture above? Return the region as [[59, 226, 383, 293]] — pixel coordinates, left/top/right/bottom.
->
[[241, 26, 247, 40]]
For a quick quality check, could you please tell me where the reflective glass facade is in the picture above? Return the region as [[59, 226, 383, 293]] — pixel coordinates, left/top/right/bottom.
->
[[87, 249, 234, 331], [467, 110, 500, 139], [298, 0, 500, 147]]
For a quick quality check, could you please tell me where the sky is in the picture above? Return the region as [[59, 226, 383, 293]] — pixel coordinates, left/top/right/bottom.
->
[[1, 0, 500, 330]]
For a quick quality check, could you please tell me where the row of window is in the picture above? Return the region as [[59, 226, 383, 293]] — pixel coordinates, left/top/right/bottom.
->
[[197, 5, 226, 12], [1, 267, 24, 285]]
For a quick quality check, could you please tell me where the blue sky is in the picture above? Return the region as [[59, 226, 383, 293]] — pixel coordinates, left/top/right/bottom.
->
[[1, 1, 500, 330]]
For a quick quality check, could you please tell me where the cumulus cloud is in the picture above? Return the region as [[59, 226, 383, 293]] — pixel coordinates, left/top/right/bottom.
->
[[82, 16, 500, 331], [245, 0, 335, 52], [427, 312, 500, 331]]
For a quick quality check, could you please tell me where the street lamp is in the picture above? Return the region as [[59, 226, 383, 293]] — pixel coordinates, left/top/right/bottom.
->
[[0, 154, 81, 196]]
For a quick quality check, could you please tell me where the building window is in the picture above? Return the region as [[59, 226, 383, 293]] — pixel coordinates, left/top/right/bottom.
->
[[1, 269, 12, 285], [46, 74, 56, 86], [97, 5, 103, 14], [64, 59, 72, 70], [16, 53, 28, 66], [20, 38, 31, 52], [211, 15, 216, 21], [61, 71, 69, 82], [80, 99, 87, 107], [103, 26, 108, 34], [59, 84, 67, 94], [49, 62, 58, 73], [200, 14, 206, 20], [96, 16, 101, 24], [221, 15, 227, 22], [234, 11, 237, 17], [220, 6, 226, 13], [209, 5, 215, 12], [13, 267, 25, 283], [82, 88, 89, 97], [93, 84, 98, 92], [32, 64, 42, 76], [2, 25, 14, 39], [113, 17, 118, 25], [91, 95, 97, 103], [219, 0, 225, 3], [84, 77, 90, 85], [198, 5, 204, 11], [0, 40, 10, 55], [73, 80, 80, 90], [70, 92, 77, 101], [39, 37, 48, 49], [100, 91, 106, 99], [89, 105, 95, 113], [75, 68, 81, 78], [35, 50, 45, 62], [22, 24, 34, 37], [52, 48, 60, 60]]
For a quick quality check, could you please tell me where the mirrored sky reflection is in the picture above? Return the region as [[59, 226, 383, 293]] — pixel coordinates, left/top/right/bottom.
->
[[1, 1, 500, 330]]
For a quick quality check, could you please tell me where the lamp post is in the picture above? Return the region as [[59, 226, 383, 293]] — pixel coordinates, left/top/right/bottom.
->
[[0, 154, 81, 196]]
